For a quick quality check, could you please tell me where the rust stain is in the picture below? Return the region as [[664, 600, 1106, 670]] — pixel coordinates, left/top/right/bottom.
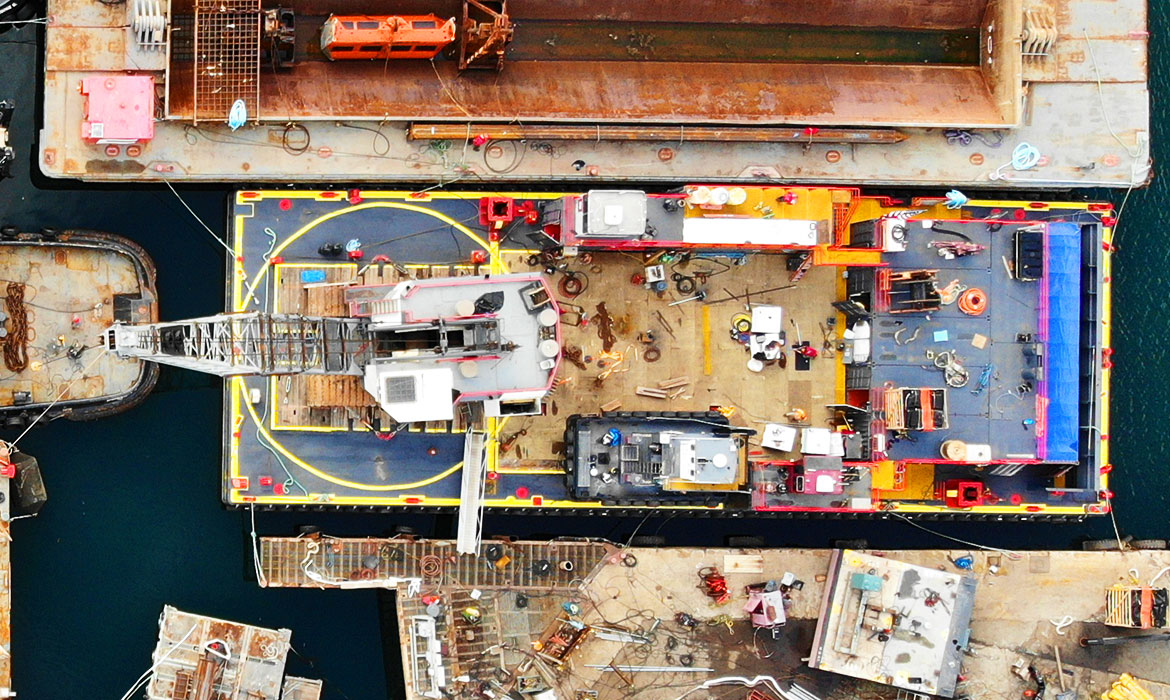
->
[[83, 159, 147, 174], [248, 629, 281, 658], [66, 250, 98, 271], [166, 43, 1004, 125]]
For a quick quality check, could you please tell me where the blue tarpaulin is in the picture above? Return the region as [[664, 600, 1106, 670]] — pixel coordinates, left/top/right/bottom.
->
[[1044, 222, 1080, 462]]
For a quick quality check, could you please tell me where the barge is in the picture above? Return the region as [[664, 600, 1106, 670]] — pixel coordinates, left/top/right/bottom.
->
[[38, 0, 1149, 187], [107, 186, 1112, 520], [255, 535, 1170, 700], [0, 229, 159, 427], [140, 606, 320, 700]]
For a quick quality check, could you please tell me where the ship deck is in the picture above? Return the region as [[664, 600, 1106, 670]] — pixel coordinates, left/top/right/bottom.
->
[[870, 219, 1043, 463], [222, 189, 1110, 515], [256, 536, 1170, 700], [225, 190, 852, 509], [496, 253, 841, 470], [39, 0, 1149, 186], [0, 232, 157, 419]]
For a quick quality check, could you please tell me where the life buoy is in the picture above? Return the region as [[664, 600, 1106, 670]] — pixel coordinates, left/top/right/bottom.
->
[[958, 288, 987, 315]]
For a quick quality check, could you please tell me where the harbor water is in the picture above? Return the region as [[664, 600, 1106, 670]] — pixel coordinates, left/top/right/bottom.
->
[[0, 5, 1167, 697]]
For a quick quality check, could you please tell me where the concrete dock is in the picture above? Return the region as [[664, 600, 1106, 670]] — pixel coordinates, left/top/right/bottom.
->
[[260, 536, 1170, 700]]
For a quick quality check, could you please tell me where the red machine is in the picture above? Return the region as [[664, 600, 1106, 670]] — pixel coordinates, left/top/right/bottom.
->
[[319, 14, 456, 60], [937, 480, 984, 508]]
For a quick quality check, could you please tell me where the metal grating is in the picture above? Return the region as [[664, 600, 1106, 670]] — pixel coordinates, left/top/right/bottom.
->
[[259, 537, 612, 591], [192, 0, 260, 123], [384, 376, 418, 404]]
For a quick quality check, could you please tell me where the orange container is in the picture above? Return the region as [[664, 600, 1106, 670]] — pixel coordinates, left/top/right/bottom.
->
[[320, 14, 456, 60]]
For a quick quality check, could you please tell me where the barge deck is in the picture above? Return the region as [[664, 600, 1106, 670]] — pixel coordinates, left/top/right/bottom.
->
[[38, 0, 1149, 186], [128, 186, 1114, 519], [257, 536, 1170, 700], [0, 230, 158, 426]]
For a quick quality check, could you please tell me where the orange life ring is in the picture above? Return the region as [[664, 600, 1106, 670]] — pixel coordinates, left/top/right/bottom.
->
[[958, 288, 987, 316]]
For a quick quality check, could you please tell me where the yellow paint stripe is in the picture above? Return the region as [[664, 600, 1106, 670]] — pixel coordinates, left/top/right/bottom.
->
[[231, 492, 725, 509], [702, 305, 712, 375], [229, 370, 242, 482], [231, 214, 247, 311], [235, 378, 463, 492], [890, 503, 1084, 515]]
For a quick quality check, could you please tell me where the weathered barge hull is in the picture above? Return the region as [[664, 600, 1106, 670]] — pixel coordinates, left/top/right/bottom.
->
[[0, 230, 159, 427], [38, 0, 1149, 186]]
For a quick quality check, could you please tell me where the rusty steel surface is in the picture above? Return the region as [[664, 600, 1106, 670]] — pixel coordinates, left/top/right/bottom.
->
[[387, 546, 1170, 700], [0, 234, 157, 409], [147, 606, 307, 700], [260, 535, 612, 590], [504, 0, 987, 29], [506, 21, 977, 64], [408, 123, 908, 143], [45, 0, 166, 72], [165, 1, 1005, 124], [167, 59, 1003, 125], [192, 0, 261, 123], [245, 0, 987, 30], [459, 0, 513, 71]]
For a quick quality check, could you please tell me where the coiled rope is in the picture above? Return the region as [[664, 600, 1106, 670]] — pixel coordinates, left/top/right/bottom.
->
[[3, 282, 28, 372], [989, 142, 1042, 180], [958, 288, 988, 316]]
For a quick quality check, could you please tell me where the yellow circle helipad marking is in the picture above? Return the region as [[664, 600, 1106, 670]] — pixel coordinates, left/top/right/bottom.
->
[[237, 201, 493, 310]]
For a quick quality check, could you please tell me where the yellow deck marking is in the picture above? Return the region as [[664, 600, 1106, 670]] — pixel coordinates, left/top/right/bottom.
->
[[236, 202, 492, 311], [702, 305, 712, 375], [235, 378, 463, 492]]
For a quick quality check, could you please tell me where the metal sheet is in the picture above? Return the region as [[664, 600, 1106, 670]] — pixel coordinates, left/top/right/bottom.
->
[[168, 59, 1005, 126], [252, 0, 989, 30], [45, 27, 128, 72]]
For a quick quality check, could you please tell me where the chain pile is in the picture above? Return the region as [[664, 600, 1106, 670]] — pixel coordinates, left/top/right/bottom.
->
[[3, 282, 28, 372]]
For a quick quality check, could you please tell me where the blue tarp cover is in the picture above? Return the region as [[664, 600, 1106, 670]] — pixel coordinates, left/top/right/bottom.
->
[[1045, 222, 1080, 462]]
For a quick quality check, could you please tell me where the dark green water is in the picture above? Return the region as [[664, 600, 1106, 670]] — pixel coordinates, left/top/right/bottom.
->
[[0, 6, 1168, 697]]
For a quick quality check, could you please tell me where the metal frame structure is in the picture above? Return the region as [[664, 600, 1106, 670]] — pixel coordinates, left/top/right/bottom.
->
[[192, 0, 261, 123], [107, 313, 368, 376], [457, 430, 489, 555]]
